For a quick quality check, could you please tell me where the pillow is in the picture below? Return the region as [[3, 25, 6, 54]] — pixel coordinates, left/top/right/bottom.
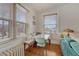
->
[[61, 32, 68, 38]]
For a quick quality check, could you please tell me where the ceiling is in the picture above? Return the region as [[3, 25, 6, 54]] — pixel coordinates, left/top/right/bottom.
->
[[22, 3, 67, 14]]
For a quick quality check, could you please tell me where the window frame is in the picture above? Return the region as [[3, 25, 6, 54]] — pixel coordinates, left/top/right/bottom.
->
[[16, 21, 26, 35], [0, 18, 10, 39], [43, 14, 57, 34], [0, 3, 28, 43], [15, 4, 27, 36]]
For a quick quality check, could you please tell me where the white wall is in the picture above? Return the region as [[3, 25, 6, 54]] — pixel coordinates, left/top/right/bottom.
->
[[58, 4, 79, 32], [25, 12, 36, 40], [34, 14, 44, 33]]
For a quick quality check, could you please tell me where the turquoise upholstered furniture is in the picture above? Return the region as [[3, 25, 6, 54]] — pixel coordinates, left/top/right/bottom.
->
[[60, 35, 79, 56], [70, 42, 79, 55], [35, 38, 46, 47]]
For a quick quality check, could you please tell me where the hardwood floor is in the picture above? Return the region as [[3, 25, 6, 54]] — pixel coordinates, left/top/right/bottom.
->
[[24, 43, 62, 56]]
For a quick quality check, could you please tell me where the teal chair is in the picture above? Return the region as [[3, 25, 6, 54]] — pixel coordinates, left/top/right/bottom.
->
[[35, 38, 46, 47], [60, 35, 78, 56]]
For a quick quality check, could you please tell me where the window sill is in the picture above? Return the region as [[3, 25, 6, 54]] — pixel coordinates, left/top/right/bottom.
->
[[16, 34, 27, 38], [0, 38, 12, 45]]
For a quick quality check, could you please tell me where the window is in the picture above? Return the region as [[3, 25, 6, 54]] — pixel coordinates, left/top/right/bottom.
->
[[0, 20, 3, 38], [16, 4, 27, 35], [44, 14, 57, 39], [44, 15, 57, 34], [16, 22, 26, 34], [0, 20, 9, 39], [0, 4, 11, 39], [4, 20, 9, 38], [0, 3, 27, 41]]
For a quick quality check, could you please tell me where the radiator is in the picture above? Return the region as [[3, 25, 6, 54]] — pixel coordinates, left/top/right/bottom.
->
[[0, 43, 24, 56]]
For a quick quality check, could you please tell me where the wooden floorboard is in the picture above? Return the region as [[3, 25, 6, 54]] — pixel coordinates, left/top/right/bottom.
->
[[24, 43, 62, 56]]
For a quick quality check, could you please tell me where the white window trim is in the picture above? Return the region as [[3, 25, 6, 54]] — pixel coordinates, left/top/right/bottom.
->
[[0, 4, 27, 44], [43, 14, 57, 34], [0, 38, 12, 45], [16, 4, 27, 36]]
